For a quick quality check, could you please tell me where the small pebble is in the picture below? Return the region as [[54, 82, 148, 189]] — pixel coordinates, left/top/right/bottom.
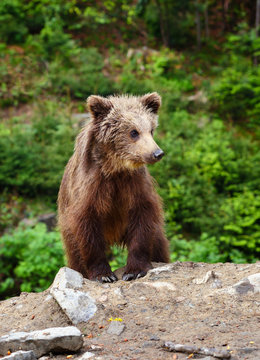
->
[[107, 321, 125, 336], [142, 341, 153, 348], [150, 335, 160, 341], [132, 349, 145, 354]]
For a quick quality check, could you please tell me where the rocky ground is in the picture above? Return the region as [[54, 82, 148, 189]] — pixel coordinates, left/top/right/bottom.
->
[[0, 261, 260, 360]]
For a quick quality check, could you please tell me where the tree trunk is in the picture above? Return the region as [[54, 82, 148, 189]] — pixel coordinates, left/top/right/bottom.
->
[[196, 3, 201, 50], [221, 0, 227, 33], [254, 0, 260, 65], [204, 2, 210, 39], [256, 0, 260, 35], [155, 0, 169, 47]]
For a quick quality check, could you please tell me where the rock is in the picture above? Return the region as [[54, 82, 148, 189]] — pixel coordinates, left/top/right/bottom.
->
[[247, 273, 260, 293], [113, 287, 124, 298], [0, 327, 83, 357], [188, 90, 208, 104], [107, 321, 125, 336], [193, 270, 223, 289], [130, 281, 176, 296], [20, 213, 57, 232], [175, 296, 186, 303], [221, 272, 260, 295], [150, 335, 160, 341], [38, 213, 56, 232], [236, 347, 260, 359], [44, 294, 53, 302], [1, 351, 36, 360], [233, 278, 254, 294], [50, 267, 97, 324], [144, 281, 176, 291], [89, 344, 103, 352], [193, 271, 218, 284], [148, 264, 174, 275], [77, 352, 95, 359], [50, 288, 97, 324], [214, 272, 260, 296], [51, 267, 83, 290], [71, 113, 91, 128], [211, 278, 222, 288], [98, 295, 108, 303], [131, 349, 145, 354], [20, 218, 37, 228], [142, 341, 153, 348]]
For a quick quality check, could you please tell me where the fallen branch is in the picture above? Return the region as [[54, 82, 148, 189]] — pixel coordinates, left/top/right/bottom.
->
[[163, 341, 231, 359]]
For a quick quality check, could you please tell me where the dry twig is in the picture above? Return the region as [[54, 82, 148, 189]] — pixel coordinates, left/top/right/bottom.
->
[[163, 341, 231, 359]]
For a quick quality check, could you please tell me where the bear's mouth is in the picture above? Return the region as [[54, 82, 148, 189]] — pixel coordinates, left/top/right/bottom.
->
[[122, 159, 144, 170], [122, 154, 164, 169], [145, 158, 159, 165]]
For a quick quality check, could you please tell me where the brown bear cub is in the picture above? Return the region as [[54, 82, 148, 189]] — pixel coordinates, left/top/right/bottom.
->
[[58, 92, 169, 282]]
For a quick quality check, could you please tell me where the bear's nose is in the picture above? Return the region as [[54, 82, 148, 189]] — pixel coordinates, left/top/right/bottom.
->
[[153, 149, 164, 161]]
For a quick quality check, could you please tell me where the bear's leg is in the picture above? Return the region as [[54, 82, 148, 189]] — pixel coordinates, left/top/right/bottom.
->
[[151, 229, 170, 263], [123, 240, 153, 281], [75, 215, 118, 283], [63, 231, 87, 275], [122, 205, 154, 281], [86, 251, 118, 283]]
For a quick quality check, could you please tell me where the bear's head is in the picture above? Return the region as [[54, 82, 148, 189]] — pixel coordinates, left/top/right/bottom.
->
[[87, 93, 164, 172]]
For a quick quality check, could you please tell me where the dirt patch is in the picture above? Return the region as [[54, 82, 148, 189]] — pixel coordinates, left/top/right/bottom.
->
[[0, 262, 260, 360], [0, 291, 70, 335]]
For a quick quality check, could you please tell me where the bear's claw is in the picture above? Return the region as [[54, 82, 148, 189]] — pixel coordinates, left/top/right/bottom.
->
[[95, 274, 118, 283], [122, 271, 147, 281]]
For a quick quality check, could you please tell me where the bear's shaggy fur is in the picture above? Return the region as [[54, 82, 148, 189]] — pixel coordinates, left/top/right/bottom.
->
[[58, 92, 169, 282]]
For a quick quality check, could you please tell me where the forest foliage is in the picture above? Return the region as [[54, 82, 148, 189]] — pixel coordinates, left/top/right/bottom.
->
[[0, 0, 260, 298]]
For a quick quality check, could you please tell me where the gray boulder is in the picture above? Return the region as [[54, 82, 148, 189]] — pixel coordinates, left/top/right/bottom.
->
[[0, 327, 83, 357], [1, 351, 36, 360], [50, 267, 97, 324]]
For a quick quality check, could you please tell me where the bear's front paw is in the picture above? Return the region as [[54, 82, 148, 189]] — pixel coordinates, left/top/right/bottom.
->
[[90, 272, 118, 283], [122, 262, 152, 281], [88, 264, 118, 283]]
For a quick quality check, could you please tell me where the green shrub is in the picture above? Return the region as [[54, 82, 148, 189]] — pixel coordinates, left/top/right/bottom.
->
[[211, 64, 260, 126], [225, 23, 260, 58], [0, 223, 65, 298], [48, 47, 113, 98], [0, 44, 41, 106], [151, 112, 260, 263], [0, 0, 28, 44], [0, 101, 76, 196], [219, 190, 260, 262], [170, 234, 226, 263], [210, 28, 260, 128], [116, 48, 193, 111], [0, 0, 82, 46], [0, 193, 24, 234], [0, 40, 113, 107]]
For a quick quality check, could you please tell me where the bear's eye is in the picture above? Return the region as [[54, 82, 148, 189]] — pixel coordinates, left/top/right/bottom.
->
[[130, 129, 139, 139]]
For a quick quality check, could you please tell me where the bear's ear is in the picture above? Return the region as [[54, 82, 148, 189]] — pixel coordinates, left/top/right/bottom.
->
[[87, 95, 113, 121], [140, 92, 161, 114]]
